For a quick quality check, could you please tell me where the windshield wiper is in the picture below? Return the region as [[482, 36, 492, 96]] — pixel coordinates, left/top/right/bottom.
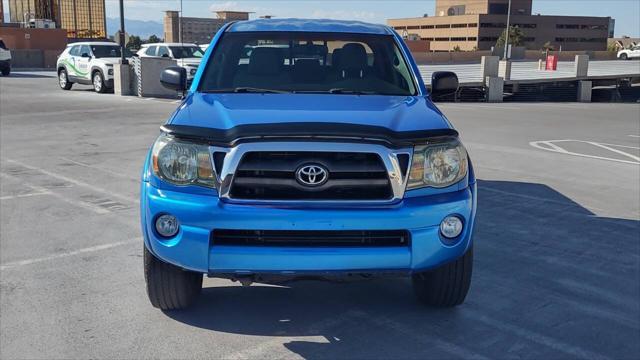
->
[[327, 88, 380, 95], [202, 87, 288, 94]]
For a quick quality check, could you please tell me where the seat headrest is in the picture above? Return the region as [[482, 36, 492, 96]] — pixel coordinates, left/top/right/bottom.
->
[[332, 48, 343, 69], [248, 47, 284, 76], [339, 43, 368, 71], [293, 59, 324, 83]]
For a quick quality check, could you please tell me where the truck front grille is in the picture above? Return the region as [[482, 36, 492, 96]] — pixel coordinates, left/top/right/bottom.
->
[[229, 151, 393, 201], [212, 229, 410, 247]]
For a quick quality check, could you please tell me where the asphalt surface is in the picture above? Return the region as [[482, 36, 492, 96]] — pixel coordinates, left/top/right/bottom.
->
[[1, 74, 639, 359], [419, 59, 640, 84]]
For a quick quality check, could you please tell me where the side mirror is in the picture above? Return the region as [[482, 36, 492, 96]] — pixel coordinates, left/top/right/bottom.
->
[[162, 54, 170, 58], [431, 71, 459, 99], [81, 53, 91, 58], [160, 66, 187, 92]]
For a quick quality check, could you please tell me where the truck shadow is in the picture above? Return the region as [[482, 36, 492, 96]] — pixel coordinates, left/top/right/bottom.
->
[[164, 179, 640, 359]]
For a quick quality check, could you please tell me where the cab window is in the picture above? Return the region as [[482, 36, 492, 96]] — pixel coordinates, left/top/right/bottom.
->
[[145, 46, 158, 56], [157, 46, 170, 58]]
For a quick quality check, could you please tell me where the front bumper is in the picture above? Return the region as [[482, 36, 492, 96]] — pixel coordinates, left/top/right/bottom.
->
[[141, 180, 476, 275]]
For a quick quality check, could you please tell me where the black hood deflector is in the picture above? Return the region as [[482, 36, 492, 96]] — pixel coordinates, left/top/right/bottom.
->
[[160, 123, 458, 147]]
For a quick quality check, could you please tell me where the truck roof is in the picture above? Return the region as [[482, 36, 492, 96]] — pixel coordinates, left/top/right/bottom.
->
[[227, 18, 394, 35]]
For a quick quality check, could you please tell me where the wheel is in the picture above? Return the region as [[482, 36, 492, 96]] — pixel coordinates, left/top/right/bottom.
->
[[144, 246, 202, 310], [1, 67, 9, 76], [92, 71, 107, 93], [58, 69, 72, 90], [412, 246, 473, 307], [620, 53, 628, 60]]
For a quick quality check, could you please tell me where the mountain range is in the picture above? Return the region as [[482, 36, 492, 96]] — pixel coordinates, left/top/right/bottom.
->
[[105, 17, 164, 39]]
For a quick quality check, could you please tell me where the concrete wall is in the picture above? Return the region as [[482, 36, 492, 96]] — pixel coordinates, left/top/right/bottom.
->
[[0, 27, 67, 50], [5, 49, 62, 69]]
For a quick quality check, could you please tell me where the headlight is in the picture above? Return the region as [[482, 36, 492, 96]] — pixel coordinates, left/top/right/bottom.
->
[[407, 139, 468, 189], [151, 135, 215, 187]]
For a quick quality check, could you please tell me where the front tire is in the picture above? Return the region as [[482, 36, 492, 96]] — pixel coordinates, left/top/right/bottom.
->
[[620, 53, 628, 60], [144, 246, 202, 310], [58, 69, 72, 90], [92, 71, 107, 93], [412, 246, 473, 307]]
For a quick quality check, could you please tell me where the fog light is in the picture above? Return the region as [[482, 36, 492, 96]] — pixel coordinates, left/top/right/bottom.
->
[[440, 215, 463, 239], [155, 214, 179, 238]]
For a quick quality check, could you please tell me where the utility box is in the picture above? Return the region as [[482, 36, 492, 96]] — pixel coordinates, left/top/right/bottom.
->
[[545, 55, 558, 71]]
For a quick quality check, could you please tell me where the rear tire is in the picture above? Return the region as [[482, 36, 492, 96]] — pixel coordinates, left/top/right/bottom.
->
[[144, 246, 202, 310], [1, 67, 9, 76], [620, 53, 628, 60], [412, 246, 473, 307], [58, 69, 72, 90]]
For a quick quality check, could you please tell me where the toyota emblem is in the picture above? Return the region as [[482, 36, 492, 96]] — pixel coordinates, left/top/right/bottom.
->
[[296, 164, 329, 187]]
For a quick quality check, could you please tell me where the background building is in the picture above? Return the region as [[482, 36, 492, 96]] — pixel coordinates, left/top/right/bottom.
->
[[8, 0, 106, 40], [388, 0, 612, 52], [164, 10, 250, 44]]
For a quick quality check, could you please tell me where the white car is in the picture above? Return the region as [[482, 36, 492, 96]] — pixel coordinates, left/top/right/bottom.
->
[[0, 38, 11, 76], [617, 45, 640, 60], [56, 42, 131, 93], [137, 43, 204, 80]]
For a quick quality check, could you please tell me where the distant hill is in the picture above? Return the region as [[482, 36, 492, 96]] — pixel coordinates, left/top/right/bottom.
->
[[106, 17, 164, 39]]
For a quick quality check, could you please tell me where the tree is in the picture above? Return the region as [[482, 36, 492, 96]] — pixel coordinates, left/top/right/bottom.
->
[[147, 34, 161, 44], [496, 26, 525, 48], [542, 41, 555, 52], [126, 35, 143, 50], [452, 45, 462, 52]]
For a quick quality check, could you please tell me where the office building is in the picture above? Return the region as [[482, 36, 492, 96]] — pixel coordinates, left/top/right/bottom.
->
[[8, 0, 106, 39], [164, 10, 250, 44], [388, 0, 612, 51]]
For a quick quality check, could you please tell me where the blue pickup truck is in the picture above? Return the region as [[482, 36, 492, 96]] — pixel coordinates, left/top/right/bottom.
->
[[141, 19, 476, 310]]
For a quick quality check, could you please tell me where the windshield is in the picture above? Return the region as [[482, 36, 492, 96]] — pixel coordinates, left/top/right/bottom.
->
[[198, 32, 417, 95], [91, 45, 132, 58], [169, 46, 204, 59]]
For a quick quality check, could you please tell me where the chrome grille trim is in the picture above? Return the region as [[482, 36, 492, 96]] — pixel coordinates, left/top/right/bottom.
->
[[209, 142, 412, 204]]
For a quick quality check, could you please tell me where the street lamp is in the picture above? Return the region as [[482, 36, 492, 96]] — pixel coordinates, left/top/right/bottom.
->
[[503, 0, 512, 60], [119, 0, 128, 64]]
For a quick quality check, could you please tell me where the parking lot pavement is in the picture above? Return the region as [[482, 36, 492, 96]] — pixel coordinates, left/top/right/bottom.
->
[[1, 75, 639, 359]]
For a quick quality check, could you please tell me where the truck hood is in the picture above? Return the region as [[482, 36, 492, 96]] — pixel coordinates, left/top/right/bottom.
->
[[177, 58, 201, 67], [98, 57, 125, 65], [168, 93, 452, 134]]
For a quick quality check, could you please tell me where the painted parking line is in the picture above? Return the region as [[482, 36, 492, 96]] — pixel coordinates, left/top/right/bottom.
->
[[530, 140, 640, 165], [629, 135, 640, 138], [0, 237, 140, 271], [0, 191, 51, 201]]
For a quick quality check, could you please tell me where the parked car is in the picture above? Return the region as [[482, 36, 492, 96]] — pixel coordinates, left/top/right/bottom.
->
[[617, 45, 640, 60], [137, 43, 204, 82], [56, 42, 131, 93], [0, 39, 11, 76], [141, 19, 475, 310]]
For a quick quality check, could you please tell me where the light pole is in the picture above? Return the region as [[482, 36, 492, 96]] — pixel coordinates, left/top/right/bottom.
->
[[119, 0, 127, 64], [179, 0, 183, 44], [503, 0, 512, 60]]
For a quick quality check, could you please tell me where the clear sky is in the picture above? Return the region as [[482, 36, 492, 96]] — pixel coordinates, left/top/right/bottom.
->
[[3, 0, 640, 37]]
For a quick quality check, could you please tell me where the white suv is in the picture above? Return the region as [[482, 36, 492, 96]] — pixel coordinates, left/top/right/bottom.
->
[[137, 43, 204, 82], [617, 45, 640, 60], [0, 39, 11, 76], [56, 42, 131, 93]]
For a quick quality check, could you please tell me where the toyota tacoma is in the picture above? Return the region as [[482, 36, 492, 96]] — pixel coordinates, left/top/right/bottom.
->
[[141, 19, 476, 310]]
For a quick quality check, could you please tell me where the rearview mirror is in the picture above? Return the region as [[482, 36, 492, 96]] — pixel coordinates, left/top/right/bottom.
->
[[160, 66, 187, 92], [431, 71, 459, 99]]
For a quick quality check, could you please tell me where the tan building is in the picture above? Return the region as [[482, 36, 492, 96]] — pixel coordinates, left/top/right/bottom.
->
[[164, 10, 250, 44], [388, 0, 612, 52], [8, 0, 106, 39]]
